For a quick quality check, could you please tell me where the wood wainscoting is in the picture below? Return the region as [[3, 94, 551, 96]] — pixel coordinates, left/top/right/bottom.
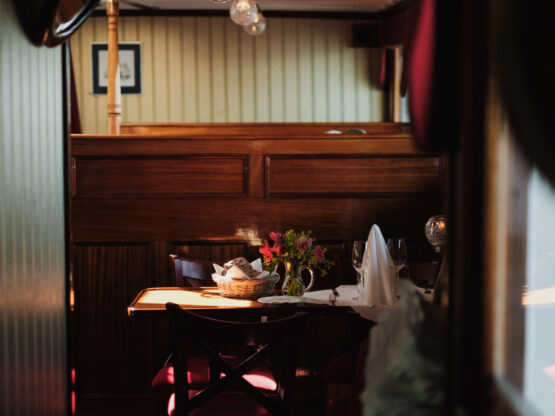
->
[[70, 123, 444, 415]]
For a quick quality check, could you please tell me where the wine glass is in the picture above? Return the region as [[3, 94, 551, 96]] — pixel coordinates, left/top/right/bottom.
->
[[387, 238, 408, 294], [352, 240, 367, 297]]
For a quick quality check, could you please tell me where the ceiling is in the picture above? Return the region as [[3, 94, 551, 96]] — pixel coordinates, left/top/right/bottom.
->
[[113, 0, 406, 13]]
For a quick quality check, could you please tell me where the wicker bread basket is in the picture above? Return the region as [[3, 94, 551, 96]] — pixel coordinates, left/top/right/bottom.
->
[[212, 273, 279, 299]]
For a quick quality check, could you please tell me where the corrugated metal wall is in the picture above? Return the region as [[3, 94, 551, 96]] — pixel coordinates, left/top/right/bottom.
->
[[0, 2, 67, 415], [71, 16, 384, 133]]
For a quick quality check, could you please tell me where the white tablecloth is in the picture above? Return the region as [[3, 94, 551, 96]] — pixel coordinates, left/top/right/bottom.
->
[[300, 284, 433, 322]]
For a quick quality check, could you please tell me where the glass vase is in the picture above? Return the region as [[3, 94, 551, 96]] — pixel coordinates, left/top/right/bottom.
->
[[281, 262, 315, 296]]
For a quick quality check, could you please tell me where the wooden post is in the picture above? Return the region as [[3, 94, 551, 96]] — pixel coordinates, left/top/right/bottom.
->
[[106, 0, 121, 134], [383, 46, 403, 122], [391, 46, 402, 122]]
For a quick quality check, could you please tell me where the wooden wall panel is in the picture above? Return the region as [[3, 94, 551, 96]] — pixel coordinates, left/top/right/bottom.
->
[[70, 17, 384, 133], [72, 197, 439, 261], [70, 127, 443, 414], [74, 156, 247, 197], [267, 155, 440, 196], [72, 243, 172, 414], [171, 243, 249, 266], [70, 130, 440, 252], [0, 3, 67, 415]]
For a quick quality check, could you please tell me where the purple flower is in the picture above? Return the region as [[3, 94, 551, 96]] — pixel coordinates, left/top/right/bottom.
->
[[296, 236, 312, 253], [314, 245, 324, 263]]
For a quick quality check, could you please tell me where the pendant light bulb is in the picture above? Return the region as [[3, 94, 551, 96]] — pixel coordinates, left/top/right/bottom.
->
[[230, 0, 258, 26], [244, 11, 266, 35]]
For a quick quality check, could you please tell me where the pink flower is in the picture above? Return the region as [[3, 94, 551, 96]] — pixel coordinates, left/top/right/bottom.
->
[[259, 241, 274, 262], [314, 245, 324, 263], [296, 236, 312, 252], [269, 232, 282, 242], [273, 243, 285, 256]]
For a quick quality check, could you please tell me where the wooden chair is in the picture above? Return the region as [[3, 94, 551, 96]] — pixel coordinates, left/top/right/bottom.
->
[[153, 255, 218, 415], [401, 261, 439, 289], [166, 303, 308, 416], [170, 254, 216, 287]]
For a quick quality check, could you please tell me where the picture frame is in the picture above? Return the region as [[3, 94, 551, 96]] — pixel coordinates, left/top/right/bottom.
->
[[92, 42, 141, 94]]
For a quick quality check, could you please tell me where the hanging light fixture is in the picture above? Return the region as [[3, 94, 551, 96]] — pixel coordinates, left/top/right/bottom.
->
[[229, 0, 258, 26], [243, 5, 266, 35]]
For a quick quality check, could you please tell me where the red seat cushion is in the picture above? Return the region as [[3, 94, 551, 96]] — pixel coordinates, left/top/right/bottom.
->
[[153, 355, 277, 416], [152, 357, 210, 387], [152, 356, 276, 391]]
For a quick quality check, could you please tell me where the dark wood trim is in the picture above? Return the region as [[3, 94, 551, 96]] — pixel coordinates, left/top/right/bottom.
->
[[260, 152, 438, 159], [264, 155, 271, 199], [70, 156, 77, 198], [266, 192, 442, 199], [92, 1, 419, 20], [448, 0, 489, 413], [71, 135, 421, 157], [62, 41, 74, 416], [379, 0, 420, 18]]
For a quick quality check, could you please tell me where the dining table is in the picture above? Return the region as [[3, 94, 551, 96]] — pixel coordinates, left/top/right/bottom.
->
[[127, 287, 370, 374], [126, 285, 409, 322], [127, 284, 433, 414]]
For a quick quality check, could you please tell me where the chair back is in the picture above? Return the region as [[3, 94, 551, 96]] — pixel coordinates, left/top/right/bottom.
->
[[166, 302, 308, 416], [170, 254, 216, 287], [404, 261, 439, 288]]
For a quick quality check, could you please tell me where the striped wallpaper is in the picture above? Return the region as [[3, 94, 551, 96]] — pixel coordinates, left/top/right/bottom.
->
[[71, 16, 385, 133], [0, 1, 67, 415]]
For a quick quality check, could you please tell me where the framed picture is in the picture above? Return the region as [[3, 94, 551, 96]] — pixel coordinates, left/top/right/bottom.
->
[[92, 42, 141, 94]]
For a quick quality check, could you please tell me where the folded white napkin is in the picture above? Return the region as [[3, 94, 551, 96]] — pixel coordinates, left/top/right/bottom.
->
[[360, 225, 398, 306]]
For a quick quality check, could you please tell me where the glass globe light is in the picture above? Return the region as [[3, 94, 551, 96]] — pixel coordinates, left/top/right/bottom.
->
[[243, 12, 266, 35], [424, 215, 447, 252], [230, 0, 258, 26]]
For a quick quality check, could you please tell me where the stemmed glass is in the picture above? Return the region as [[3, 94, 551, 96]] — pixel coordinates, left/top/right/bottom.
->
[[386, 238, 408, 294], [352, 240, 367, 297]]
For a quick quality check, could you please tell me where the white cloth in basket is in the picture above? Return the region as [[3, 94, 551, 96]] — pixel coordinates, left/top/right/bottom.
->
[[212, 258, 270, 282]]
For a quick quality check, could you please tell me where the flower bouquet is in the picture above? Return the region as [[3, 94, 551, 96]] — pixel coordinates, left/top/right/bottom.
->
[[259, 230, 333, 296]]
